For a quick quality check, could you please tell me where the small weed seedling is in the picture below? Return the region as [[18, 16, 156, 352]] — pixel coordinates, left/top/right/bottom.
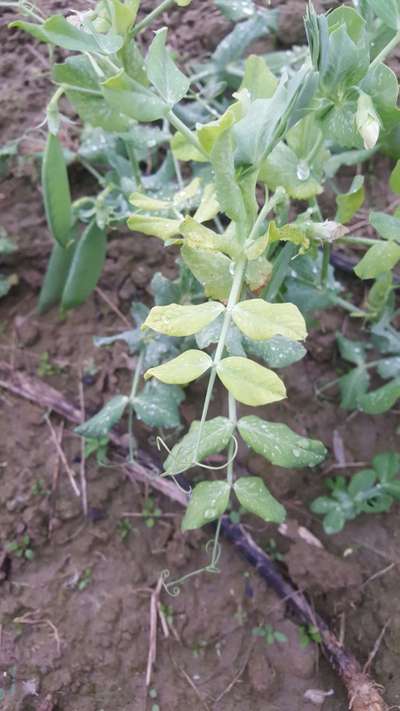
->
[[298, 624, 322, 648], [252, 624, 288, 645], [76, 567, 92, 591], [6, 534, 34, 561], [117, 517, 135, 542], [312, 452, 400, 534]]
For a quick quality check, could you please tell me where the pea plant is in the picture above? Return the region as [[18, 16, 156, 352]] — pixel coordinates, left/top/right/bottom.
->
[[7, 0, 400, 582]]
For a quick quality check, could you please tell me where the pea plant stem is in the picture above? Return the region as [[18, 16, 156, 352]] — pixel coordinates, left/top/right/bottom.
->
[[371, 30, 400, 68], [167, 110, 209, 160], [130, 0, 176, 36], [128, 349, 144, 462]]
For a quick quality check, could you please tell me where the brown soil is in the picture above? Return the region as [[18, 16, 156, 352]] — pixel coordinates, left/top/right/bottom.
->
[[0, 2, 399, 711]]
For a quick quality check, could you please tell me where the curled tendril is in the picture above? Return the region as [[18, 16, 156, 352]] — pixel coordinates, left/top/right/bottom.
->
[[193, 434, 239, 471], [161, 569, 181, 597], [205, 538, 222, 569], [156, 436, 172, 455], [170, 474, 192, 497]]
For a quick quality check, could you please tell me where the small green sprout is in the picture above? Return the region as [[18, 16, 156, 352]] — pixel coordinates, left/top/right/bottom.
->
[[6, 534, 34, 561], [252, 624, 288, 645]]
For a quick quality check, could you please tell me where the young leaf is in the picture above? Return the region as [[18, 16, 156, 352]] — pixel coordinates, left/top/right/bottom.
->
[[232, 300, 307, 341], [240, 54, 277, 100], [233, 477, 286, 524], [336, 333, 367, 366], [179, 216, 235, 256], [130, 193, 171, 211], [338, 367, 370, 410], [373, 451, 400, 482], [245, 257, 273, 292], [322, 508, 346, 535], [238, 416, 327, 468], [102, 70, 167, 122], [62, 221, 107, 309], [75, 395, 129, 438], [146, 28, 190, 106], [354, 242, 400, 279], [347, 469, 376, 497], [359, 378, 400, 414], [182, 481, 231, 531], [336, 175, 365, 224], [133, 381, 184, 428], [38, 240, 76, 314], [369, 211, 400, 241], [356, 94, 380, 150], [128, 215, 182, 240], [377, 357, 400, 379], [259, 142, 322, 200], [216, 357, 287, 406], [144, 350, 212, 384], [193, 184, 220, 223], [164, 417, 235, 475], [142, 302, 225, 337], [210, 130, 246, 225], [181, 245, 233, 301], [42, 133, 73, 247]]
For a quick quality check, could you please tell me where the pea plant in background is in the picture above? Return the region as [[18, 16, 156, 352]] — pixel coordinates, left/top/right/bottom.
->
[[5, 0, 400, 580], [312, 452, 400, 534]]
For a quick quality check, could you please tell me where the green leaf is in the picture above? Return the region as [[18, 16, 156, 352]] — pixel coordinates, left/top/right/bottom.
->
[[15, 15, 124, 53], [327, 5, 366, 42], [53, 55, 99, 90], [390, 160, 400, 193], [210, 130, 246, 224], [212, 11, 276, 67], [164, 416, 235, 475], [127, 215, 181, 241], [311, 497, 335, 514], [181, 245, 233, 301], [133, 381, 184, 428], [323, 508, 346, 534], [9, 20, 50, 43], [377, 357, 400, 379], [365, 0, 400, 30], [42, 133, 73, 247], [321, 24, 369, 92], [170, 131, 206, 162], [336, 333, 366, 366], [102, 70, 167, 122], [182, 481, 230, 531], [142, 301, 225, 336], [215, 0, 256, 21], [336, 175, 365, 224], [75, 395, 128, 438], [359, 378, 400, 414], [348, 469, 376, 497], [144, 349, 212, 384], [193, 184, 220, 223], [233, 299, 306, 342], [233, 477, 285, 523], [216, 357, 286, 406], [38, 240, 76, 314], [146, 28, 190, 106], [67, 90, 130, 133], [369, 211, 400, 241], [244, 336, 306, 368], [240, 54, 277, 100], [62, 221, 107, 309], [373, 451, 400, 481], [259, 142, 322, 200], [339, 367, 370, 410], [354, 242, 400, 279], [238, 415, 327, 468]]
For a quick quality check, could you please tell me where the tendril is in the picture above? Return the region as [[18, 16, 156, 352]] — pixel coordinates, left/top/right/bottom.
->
[[193, 435, 238, 471], [156, 436, 172, 455]]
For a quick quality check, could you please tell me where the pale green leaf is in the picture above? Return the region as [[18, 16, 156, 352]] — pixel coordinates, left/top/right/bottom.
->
[[336, 175, 365, 224], [234, 477, 285, 523], [238, 416, 327, 468], [197, 102, 244, 155], [181, 245, 233, 301], [102, 70, 167, 122], [245, 230, 269, 260], [182, 481, 230, 530], [389, 160, 400, 194], [369, 211, 400, 241], [127, 215, 182, 241], [216, 357, 287, 406], [365, 0, 400, 30], [232, 299, 307, 341], [164, 416, 235, 475], [210, 130, 246, 224], [144, 349, 212, 384], [193, 183, 220, 223], [240, 54, 277, 100], [179, 216, 234, 256], [142, 301, 225, 336], [130, 193, 171, 211], [75, 395, 128, 438], [339, 367, 370, 410], [146, 28, 190, 105], [170, 131, 206, 162], [354, 242, 400, 279], [244, 336, 306, 368]]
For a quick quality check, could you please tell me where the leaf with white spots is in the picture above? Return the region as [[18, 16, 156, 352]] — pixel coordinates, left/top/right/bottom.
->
[[144, 349, 212, 384], [75, 395, 129, 438], [234, 477, 286, 523], [238, 416, 327, 468], [182, 480, 231, 530], [164, 417, 235, 475]]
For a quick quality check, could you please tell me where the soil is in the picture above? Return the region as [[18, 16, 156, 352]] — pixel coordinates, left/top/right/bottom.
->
[[0, 2, 399, 711]]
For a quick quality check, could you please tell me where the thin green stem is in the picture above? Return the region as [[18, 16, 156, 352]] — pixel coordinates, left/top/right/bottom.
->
[[126, 142, 143, 188], [130, 0, 175, 36], [371, 31, 400, 68], [127, 350, 144, 462], [338, 235, 383, 246], [328, 294, 367, 317], [321, 242, 331, 288], [167, 110, 209, 160], [210, 517, 223, 568]]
